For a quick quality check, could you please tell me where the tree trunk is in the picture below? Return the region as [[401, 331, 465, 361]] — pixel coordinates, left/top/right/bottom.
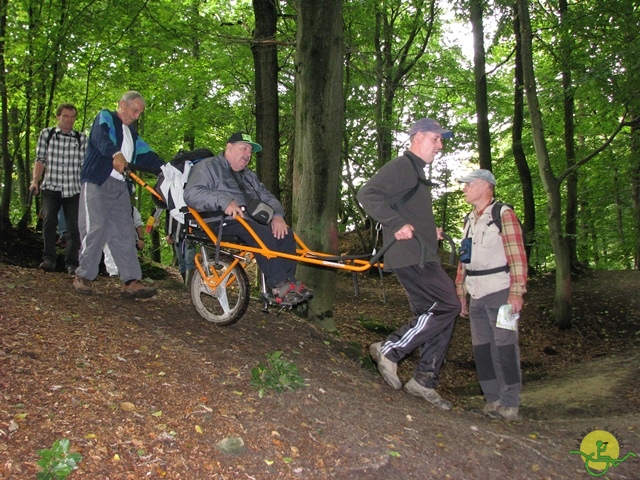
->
[[373, 0, 436, 167], [632, 119, 640, 269], [293, 0, 344, 331], [558, 0, 580, 272], [516, 0, 572, 329], [0, 0, 11, 231], [252, 0, 280, 197], [511, 5, 535, 263], [470, 0, 492, 170]]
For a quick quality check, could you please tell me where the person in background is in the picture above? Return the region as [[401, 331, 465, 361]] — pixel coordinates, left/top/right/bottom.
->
[[103, 206, 145, 277], [73, 91, 164, 298], [183, 132, 312, 305], [56, 207, 69, 248], [357, 118, 460, 411], [455, 169, 527, 422], [30, 103, 87, 275], [165, 214, 196, 285]]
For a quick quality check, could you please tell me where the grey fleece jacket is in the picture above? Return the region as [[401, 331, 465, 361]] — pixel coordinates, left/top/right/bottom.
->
[[183, 152, 284, 220], [357, 150, 440, 271]]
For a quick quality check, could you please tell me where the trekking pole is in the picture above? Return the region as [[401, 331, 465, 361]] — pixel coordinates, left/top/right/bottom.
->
[[18, 189, 34, 232], [146, 207, 163, 234]]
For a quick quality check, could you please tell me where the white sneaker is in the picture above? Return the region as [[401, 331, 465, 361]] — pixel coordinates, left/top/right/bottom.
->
[[403, 378, 452, 411], [369, 342, 402, 390]]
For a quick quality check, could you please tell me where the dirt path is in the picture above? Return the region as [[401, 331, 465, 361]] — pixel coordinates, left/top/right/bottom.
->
[[1, 262, 640, 478], [521, 352, 640, 421]]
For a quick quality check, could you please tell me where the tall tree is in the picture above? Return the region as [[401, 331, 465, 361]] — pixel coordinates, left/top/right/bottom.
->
[[511, 2, 535, 261], [558, 0, 580, 272], [252, 0, 280, 196], [469, 0, 492, 169], [516, 0, 632, 327], [516, 0, 573, 328], [293, 0, 344, 330], [373, 0, 437, 167], [0, 0, 10, 231]]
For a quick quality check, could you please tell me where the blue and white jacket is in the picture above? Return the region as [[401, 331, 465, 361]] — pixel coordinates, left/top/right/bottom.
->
[[81, 109, 164, 185]]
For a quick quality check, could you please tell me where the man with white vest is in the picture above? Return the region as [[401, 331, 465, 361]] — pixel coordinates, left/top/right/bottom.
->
[[455, 169, 527, 422]]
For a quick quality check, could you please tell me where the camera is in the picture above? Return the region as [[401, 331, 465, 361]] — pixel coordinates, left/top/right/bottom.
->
[[458, 237, 472, 263]]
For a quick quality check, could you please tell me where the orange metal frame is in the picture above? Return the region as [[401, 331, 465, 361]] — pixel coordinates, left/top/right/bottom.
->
[[127, 170, 384, 291]]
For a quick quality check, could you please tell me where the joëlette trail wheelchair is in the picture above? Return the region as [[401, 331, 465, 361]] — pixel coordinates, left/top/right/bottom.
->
[[128, 171, 404, 327]]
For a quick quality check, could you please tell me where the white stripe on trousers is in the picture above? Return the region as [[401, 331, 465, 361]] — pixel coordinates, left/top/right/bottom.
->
[[380, 302, 437, 355]]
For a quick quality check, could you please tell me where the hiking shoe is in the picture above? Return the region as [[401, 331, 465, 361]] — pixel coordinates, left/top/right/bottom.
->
[[56, 233, 67, 248], [66, 265, 77, 276], [403, 378, 452, 411], [73, 276, 93, 295], [295, 281, 314, 300], [369, 342, 402, 390], [39, 260, 56, 272], [121, 280, 157, 299], [495, 405, 520, 422], [273, 282, 304, 305], [482, 400, 501, 418]]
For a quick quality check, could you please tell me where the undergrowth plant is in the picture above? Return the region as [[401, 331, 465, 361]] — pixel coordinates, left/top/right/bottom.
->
[[251, 351, 307, 398], [36, 438, 82, 480]]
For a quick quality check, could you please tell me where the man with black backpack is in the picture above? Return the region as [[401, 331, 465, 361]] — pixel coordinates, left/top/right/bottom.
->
[[455, 169, 528, 422], [357, 118, 460, 411], [30, 103, 87, 275]]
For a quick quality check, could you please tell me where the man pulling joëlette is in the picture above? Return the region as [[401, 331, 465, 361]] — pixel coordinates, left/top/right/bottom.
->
[[73, 91, 164, 298], [357, 118, 461, 411]]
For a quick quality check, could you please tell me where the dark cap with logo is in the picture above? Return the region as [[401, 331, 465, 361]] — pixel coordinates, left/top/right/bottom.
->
[[408, 118, 453, 139], [227, 132, 262, 153]]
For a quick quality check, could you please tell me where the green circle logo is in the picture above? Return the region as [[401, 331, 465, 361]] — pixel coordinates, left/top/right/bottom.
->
[[570, 428, 637, 476]]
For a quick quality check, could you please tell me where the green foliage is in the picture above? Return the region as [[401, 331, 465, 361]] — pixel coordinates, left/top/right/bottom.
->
[[36, 439, 82, 480], [250, 351, 307, 398], [2, 0, 640, 273]]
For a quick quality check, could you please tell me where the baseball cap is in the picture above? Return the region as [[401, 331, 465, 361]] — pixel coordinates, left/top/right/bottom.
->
[[408, 118, 453, 139], [227, 132, 262, 153], [457, 169, 496, 186]]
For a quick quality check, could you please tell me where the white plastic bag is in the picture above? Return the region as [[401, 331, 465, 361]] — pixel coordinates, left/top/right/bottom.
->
[[497, 304, 519, 331]]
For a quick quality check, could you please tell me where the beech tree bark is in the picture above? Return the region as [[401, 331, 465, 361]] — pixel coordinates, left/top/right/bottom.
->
[[470, 0, 492, 170], [252, 0, 281, 197], [292, 0, 344, 331], [516, 0, 573, 329]]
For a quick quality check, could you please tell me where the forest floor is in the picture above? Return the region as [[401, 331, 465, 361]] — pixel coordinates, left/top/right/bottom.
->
[[1, 225, 639, 479]]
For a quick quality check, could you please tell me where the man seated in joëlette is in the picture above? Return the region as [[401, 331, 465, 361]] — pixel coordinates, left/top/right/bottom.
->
[[183, 132, 313, 305]]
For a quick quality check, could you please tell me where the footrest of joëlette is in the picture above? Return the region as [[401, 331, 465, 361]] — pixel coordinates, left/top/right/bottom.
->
[[259, 292, 308, 311]]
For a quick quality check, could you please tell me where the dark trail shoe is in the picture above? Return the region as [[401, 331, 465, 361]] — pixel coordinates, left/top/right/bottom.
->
[[121, 280, 157, 299]]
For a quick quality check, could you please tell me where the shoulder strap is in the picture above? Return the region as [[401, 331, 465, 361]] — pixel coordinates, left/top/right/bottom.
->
[[230, 169, 261, 202], [45, 128, 56, 147], [463, 212, 471, 238], [46, 128, 82, 147], [489, 201, 515, 233], [229, 169, 248, 194], [390, 156, 436, 210]]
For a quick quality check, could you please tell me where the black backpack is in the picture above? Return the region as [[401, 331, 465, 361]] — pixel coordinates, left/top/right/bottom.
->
[[45, 127, 82, 148], [464, 201, 525, 238]]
